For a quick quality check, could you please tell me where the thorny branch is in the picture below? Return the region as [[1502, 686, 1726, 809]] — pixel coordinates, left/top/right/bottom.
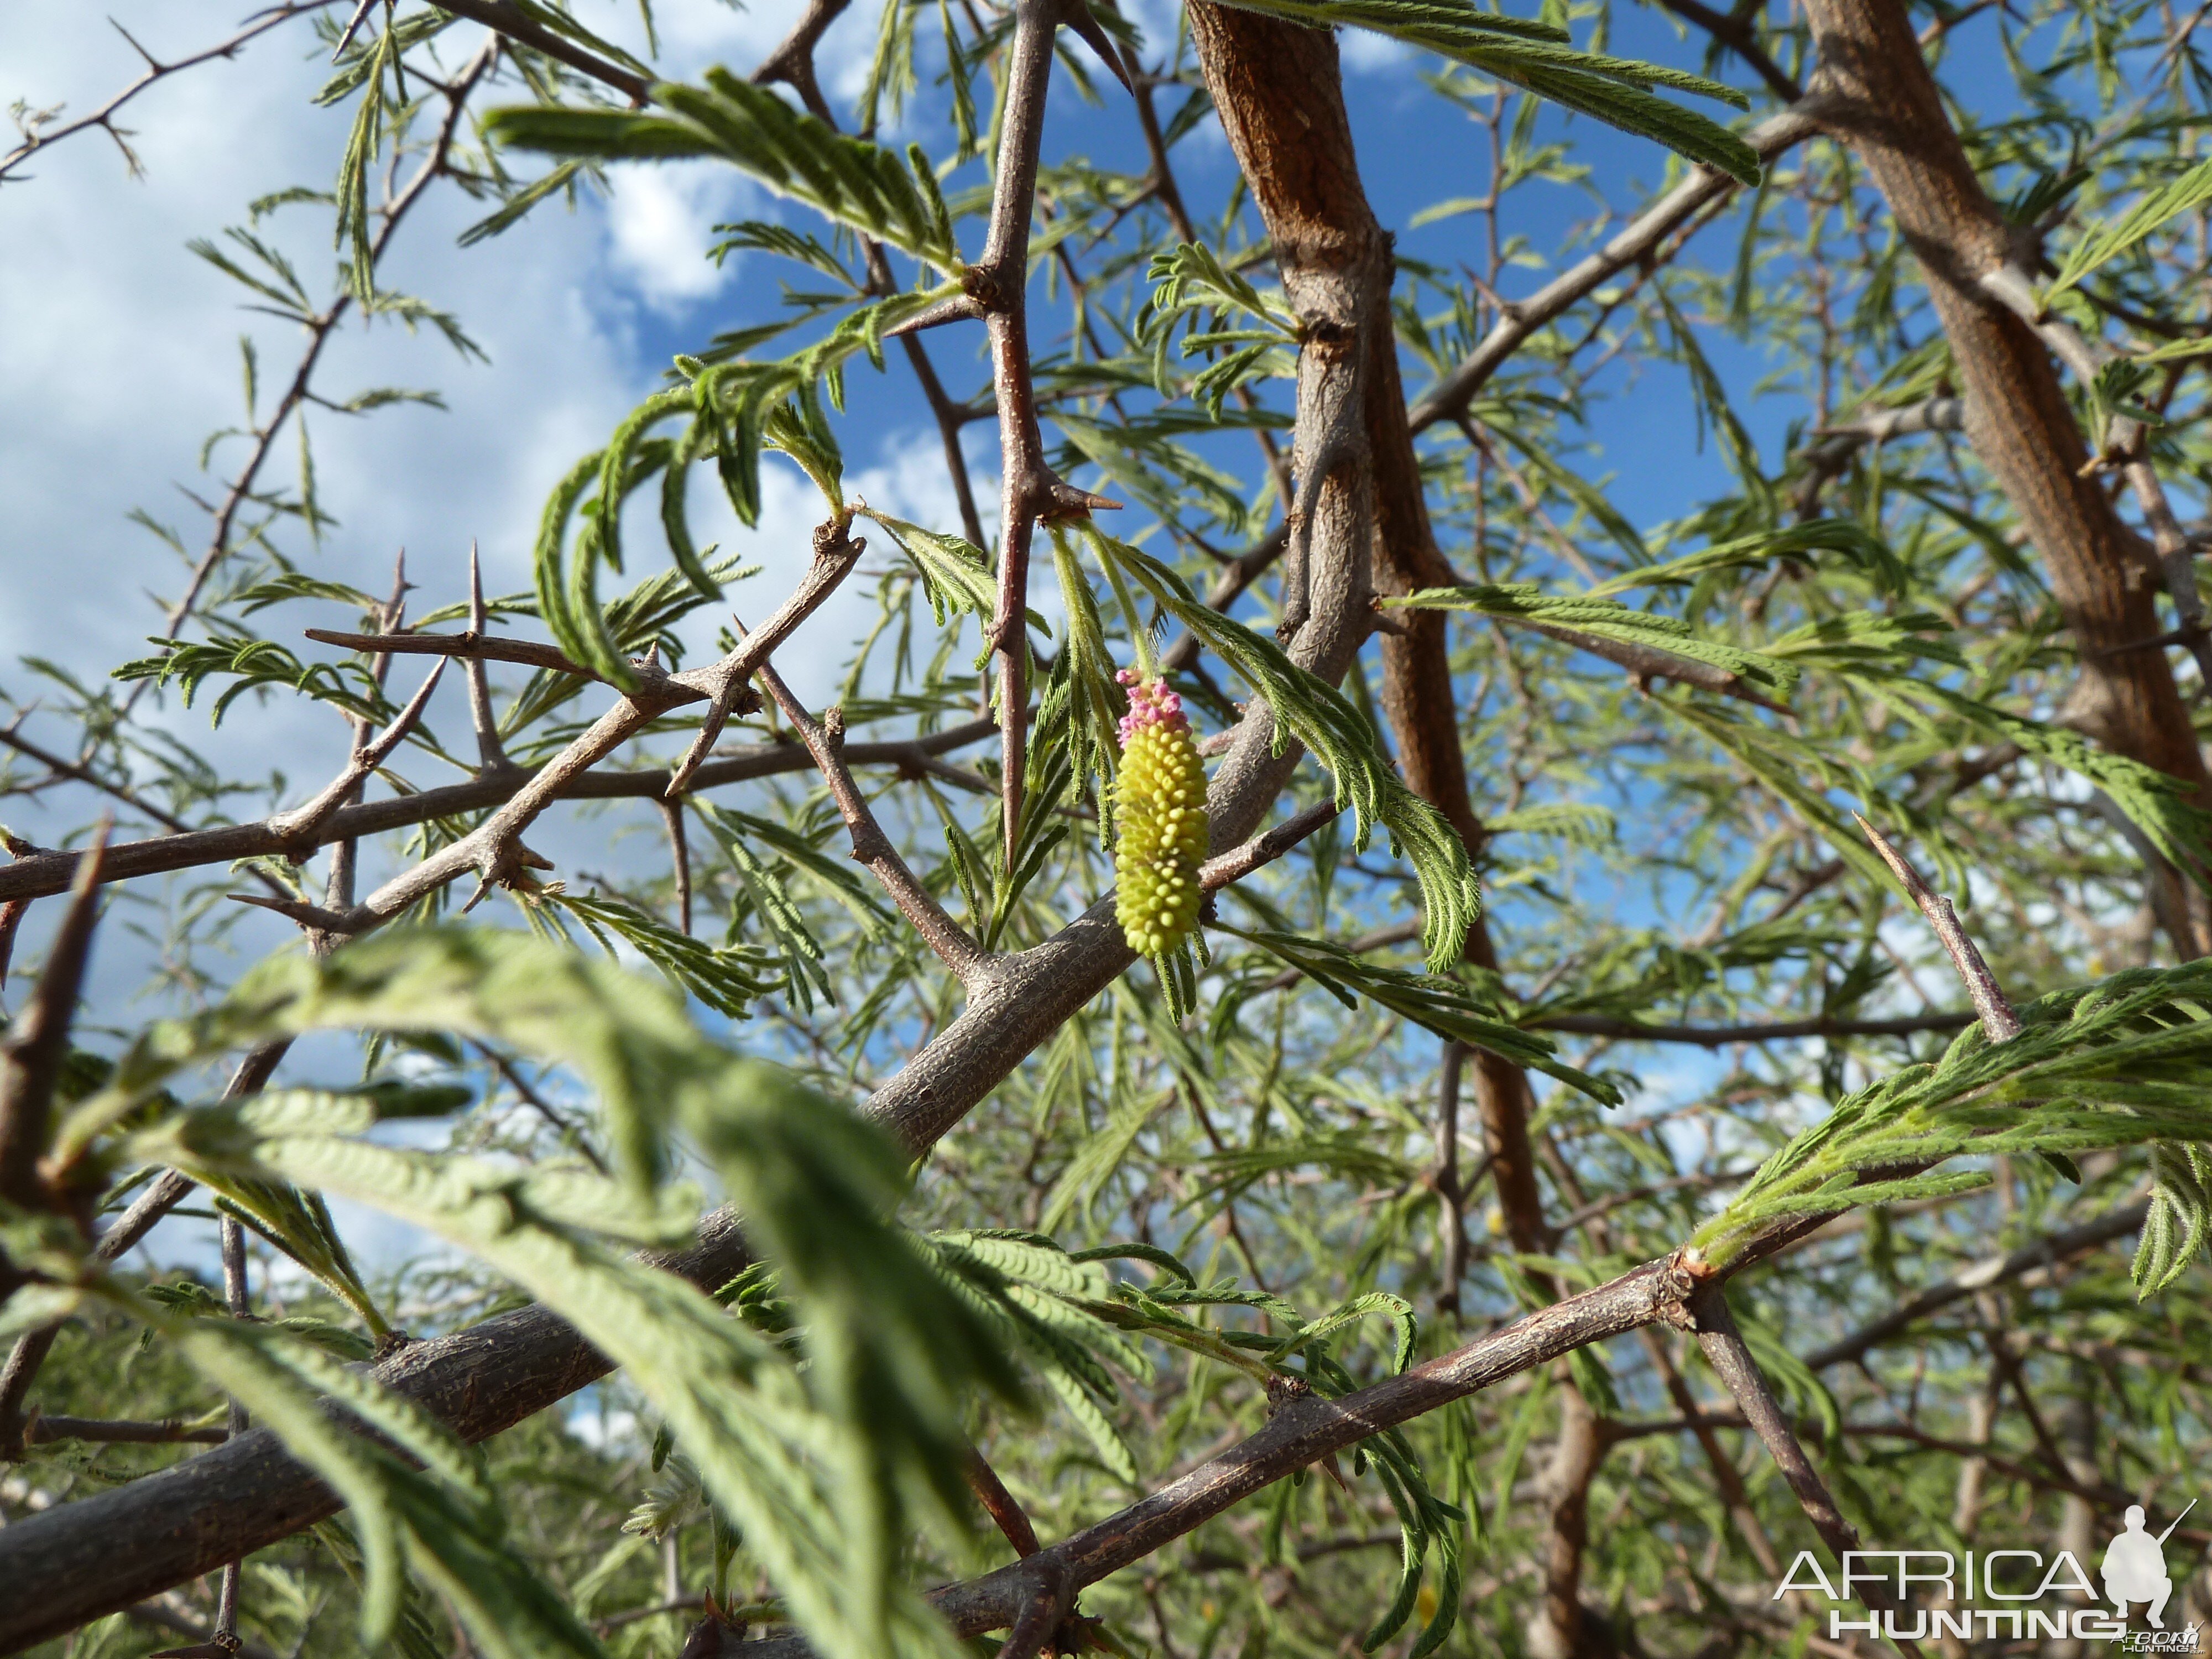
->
[[747, 639, 993, 987], [0, 5, 342, 186], [118, 35, 496, 711], [1408, 99, 1835, 433]]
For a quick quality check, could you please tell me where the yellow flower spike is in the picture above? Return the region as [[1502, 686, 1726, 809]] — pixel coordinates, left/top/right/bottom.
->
[[1112, 672, 1210, 957]]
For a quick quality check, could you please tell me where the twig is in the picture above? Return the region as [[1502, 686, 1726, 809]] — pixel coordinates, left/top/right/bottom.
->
[[1684, 1285, 1923, 1657], [1409, 98, 1835, 432], [479, 1045, 608, 1175], [749, 0, 851, 119], [0, 720, 1003, 906], [26, 1415, 226, 1446], [1803, 1199, 2150, 1370], [1977, 264, 2212, 687], [967, 1447, 1041, 1558], [0, 5, 341, 185], [265, 659, 445, 848], [665, 522, 865, 798], [119, 36, 493, 700], [213, 1212, 250, 1644], [1853, 815, 2022, 1039], [659, 800, 692, 937], [966, 0, 1119, 869], [748, 653, 992, 987], [0, 724, 195, 836], [1435, 1042, 1468, 1320], [1157, 525, 1291, 675], [241, 525, 871, 936], [0, 825, 107, 1214], [1195, 801, 1342, 891], [431, 0, 648, 101], [128, 1599, 281, 1659], [1531, 1010, 1975, 1046], [1653, 0, 1805, 101]]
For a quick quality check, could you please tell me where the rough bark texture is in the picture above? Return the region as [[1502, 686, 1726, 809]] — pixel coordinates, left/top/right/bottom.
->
[[1802, 0, 2211, 932], [1177, 9, 1587, 1646], [0, 1209, 749, 1652]]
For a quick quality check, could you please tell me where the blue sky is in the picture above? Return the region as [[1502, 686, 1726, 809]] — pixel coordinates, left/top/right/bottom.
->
[[0, 1, 2039, 1281]]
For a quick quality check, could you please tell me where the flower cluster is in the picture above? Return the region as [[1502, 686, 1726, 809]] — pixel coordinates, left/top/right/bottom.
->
[[1113, 671, 1209, 956]]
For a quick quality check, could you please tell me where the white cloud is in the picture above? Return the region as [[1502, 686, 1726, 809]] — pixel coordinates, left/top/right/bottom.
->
[[1338, 29, 1417, 75], [604, 160, 753, 309]]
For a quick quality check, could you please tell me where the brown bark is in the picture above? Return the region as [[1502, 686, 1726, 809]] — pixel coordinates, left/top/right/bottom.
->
[[1802, 0, 2210, 948], [1183, 9, 1583, 1648]]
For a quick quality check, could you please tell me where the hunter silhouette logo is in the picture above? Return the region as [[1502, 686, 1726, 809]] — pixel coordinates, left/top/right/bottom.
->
[[1772, 1500, 2201, 1646], [2104, 1503, 2192, 1628]]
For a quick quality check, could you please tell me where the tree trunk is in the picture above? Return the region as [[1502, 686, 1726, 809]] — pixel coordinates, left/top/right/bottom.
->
[[1800, 0, 2210, 951], [1185, 8, 1587, 1646]]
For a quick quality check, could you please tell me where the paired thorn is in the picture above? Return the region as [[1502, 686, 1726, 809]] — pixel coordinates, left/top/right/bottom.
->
[[463, 541, 512, 775]]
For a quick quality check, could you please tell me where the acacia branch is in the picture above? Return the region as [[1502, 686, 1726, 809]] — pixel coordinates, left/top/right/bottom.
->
[[123, 38, 494, 690], [1532, 1010, 1975, 1045], [264, 659, 445, 849], [1654, 0, 1805, 102], [25, 1415, 226, 1447], [0, 721, 1002, 907], [1855, 815, 2021, 1039], [665, 523, 864, 797], [1802, 0, 2212, 955], [0, 5, 341, 185], [968, 0, 1119, 870], [1408, 100, 1834, 434], [1684, 1286, 1923, 1657], [1802, 1199, 2150, 1370], [748, 652, 992, 988], [1977, 262, 2212, 686]]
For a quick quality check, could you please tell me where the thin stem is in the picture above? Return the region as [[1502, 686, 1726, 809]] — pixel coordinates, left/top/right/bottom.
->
[[748, 652, 993, 988], [1410, 100, 1833, 432], [119, 39, 494, 698], [214, 1214, 249, 1643], [1435, 1041, 1466, 1321], [0, 719, 1003, 907], [1853, 815, 2022, 1040], [0, 6, 341, 185], [1685, 1285, 1923, 1657], [966, 1447, 1041, 1558]]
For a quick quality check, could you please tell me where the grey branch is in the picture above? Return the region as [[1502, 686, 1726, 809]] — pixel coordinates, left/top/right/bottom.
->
[[748, 650, 993, 988], [0, 722, 997, 909], [1803, 1200, 2150, 1371], [1854, 815, 2022, 1040], [1408, 99, 1835, 432], [0, 5, 341, 185], [1685, 1286, 1923, 1656], [264, 659, 446, 849]]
